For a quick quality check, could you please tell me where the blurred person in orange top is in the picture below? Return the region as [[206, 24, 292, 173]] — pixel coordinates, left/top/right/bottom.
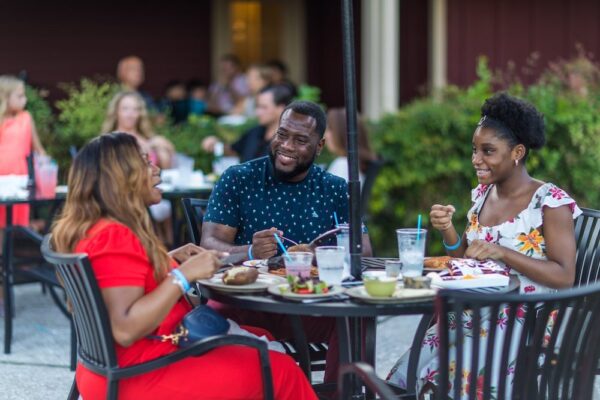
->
[[0, 75, 46, 235], [51, 132, 317, 400]]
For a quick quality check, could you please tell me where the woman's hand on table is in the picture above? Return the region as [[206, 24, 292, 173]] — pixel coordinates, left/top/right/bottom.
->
[[430, 204, 456, 232], [168, 243, 206, 264], [178, 250, 223, 281], [465, 240, 505, 261]]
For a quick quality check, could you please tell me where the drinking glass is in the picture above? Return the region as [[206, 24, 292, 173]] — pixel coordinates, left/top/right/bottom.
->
[[385, 259, 403, 278], [284, 252, 314, 278], [315, 246, 345, 285], [336, 224, 350, 277], [396, 228, 427, 277], [35, 162, 58, 198]]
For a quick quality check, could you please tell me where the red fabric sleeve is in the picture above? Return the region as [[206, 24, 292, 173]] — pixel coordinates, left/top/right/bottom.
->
[[85, 223, 152, 288]]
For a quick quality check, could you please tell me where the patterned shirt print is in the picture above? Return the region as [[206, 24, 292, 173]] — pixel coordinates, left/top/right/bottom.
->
[[204, 156, 350, 246]]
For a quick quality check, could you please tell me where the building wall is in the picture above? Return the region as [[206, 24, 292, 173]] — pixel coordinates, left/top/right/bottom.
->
[[400, 0, 429, 103], [305, 0, 362, 109], [0, 1, 212, 100], [447, 0, 600, 86]]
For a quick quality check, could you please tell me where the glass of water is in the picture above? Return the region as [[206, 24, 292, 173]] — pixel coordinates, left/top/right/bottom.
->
[[396, 228, 427, 277], [315, 246, 345, 285]]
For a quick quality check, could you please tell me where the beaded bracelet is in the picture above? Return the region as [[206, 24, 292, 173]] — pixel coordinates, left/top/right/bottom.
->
[[443, 236, 462, 251], [247, 244, 254, 261], [169, 269, 191, 294]]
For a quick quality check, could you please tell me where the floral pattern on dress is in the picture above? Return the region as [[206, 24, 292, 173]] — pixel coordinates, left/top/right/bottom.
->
[[387, 182, 581, 398]]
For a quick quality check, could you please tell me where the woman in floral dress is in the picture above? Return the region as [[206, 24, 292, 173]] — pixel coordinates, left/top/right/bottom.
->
[[387, 93, 581, 398]]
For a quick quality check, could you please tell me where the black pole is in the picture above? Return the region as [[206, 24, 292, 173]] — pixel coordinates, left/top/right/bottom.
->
[[341, 0, 362, 280]]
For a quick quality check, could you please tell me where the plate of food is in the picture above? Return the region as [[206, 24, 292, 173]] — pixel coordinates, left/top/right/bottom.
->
[[423, 256, 454, 272], [258, 264, 319, 278], [242, 259, 268, 268], [267, 276, 345, 300], [198, 266, 286, 293], [346, 286, 436, 304]]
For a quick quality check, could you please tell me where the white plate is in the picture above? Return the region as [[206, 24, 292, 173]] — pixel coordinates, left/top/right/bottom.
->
[[198, 273, 286, 293], [267, 283, 345, 301], [243, 259, 267, 267], [346, 286, 436, 304]]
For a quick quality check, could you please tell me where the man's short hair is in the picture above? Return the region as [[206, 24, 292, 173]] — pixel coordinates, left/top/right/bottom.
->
[[281, 101, 326, 138], [259, 84, 293, 107]]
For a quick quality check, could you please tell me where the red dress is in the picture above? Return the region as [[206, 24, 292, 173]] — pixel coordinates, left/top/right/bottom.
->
[[0, 111, 33, 228], [74, 220, 317, 400]]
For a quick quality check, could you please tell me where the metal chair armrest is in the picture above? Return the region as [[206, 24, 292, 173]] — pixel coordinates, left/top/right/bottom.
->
[[338, 362, 397, 400]]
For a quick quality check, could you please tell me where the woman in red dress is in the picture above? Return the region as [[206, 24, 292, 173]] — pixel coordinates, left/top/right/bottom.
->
[[51, 133, 316, 400]]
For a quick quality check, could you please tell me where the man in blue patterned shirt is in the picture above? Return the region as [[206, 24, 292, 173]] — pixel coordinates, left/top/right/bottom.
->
[[201, 100, 371, 385], [202, 100, 370, 258]]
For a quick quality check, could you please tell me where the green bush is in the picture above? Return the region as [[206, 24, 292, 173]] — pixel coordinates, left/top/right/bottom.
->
[[25, 85, 55, 153], [369, 55, 600, 256]]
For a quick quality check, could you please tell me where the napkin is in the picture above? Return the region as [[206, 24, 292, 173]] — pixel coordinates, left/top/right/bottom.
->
[[0, 175, 29, 200], [427, 258, 509, 289]]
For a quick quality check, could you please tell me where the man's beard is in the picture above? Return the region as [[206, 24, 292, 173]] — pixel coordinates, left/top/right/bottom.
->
[[269, 150, 316, 181]]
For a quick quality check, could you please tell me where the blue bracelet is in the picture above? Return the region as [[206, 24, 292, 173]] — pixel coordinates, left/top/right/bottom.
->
[[443, 236, 462, 251], [247, 244, 254, 260], [170, 269, 191, 293]]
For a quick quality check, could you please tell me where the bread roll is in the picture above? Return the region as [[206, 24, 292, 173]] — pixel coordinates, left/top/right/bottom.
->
[[222, 266, 259, 285]]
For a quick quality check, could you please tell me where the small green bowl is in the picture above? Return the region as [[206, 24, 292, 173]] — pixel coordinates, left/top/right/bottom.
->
[[363, 275, 397, 297]]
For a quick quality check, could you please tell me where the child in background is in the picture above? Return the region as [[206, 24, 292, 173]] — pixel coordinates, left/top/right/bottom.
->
[[0, 75, 46, 232]]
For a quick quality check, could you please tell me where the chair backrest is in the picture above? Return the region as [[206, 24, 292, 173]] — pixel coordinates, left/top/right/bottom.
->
[[41, 235, 118, 372], [574, 207, 600, 287], [435, 282, 600, 400], [360, 158, 384, 218], [181, 198, 209, 245]]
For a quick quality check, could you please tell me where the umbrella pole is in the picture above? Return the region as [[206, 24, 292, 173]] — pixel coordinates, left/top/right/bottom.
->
[[341, 0, 362, 281]]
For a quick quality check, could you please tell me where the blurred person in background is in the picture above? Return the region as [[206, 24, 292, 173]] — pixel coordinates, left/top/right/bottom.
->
[[0, 75, 46, 253], [102, 91, 175, 244], [187, 79, 207, 117], [206, 54, 249, 116], [116, 55, 156, 110], [158, 80, 189, 124], [233, 64, 272, 118], [324, 108, 376, 184], [266, 59, 297, 98], [202, 84, 293, 163]]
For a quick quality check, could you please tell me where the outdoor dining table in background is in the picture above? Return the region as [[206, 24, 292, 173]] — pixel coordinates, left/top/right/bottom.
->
[[197, 257, 520, 399]]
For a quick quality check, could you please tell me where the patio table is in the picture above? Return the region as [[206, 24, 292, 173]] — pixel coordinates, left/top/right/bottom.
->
[[198, 257, 519, 399]]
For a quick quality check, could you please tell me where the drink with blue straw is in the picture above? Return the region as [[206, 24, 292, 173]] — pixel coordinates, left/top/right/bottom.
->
[[396, 215, 427, 278]]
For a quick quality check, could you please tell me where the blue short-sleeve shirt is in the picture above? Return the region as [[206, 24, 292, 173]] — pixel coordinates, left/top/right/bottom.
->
[[204, 156, 349, 246]]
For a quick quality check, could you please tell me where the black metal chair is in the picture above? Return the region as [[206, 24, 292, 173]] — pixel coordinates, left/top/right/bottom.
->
[[180, 197, 330, 378], [574, 207, 600, 286], [40, 235, 274, 400], [181, 197, 209, 245], [2, 217, 77, 370], [338, 283, 600, 400], [436, 283, 600, 400]]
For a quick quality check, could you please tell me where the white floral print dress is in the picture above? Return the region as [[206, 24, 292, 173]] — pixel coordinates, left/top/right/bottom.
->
[[387, 182, 581, 397]]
